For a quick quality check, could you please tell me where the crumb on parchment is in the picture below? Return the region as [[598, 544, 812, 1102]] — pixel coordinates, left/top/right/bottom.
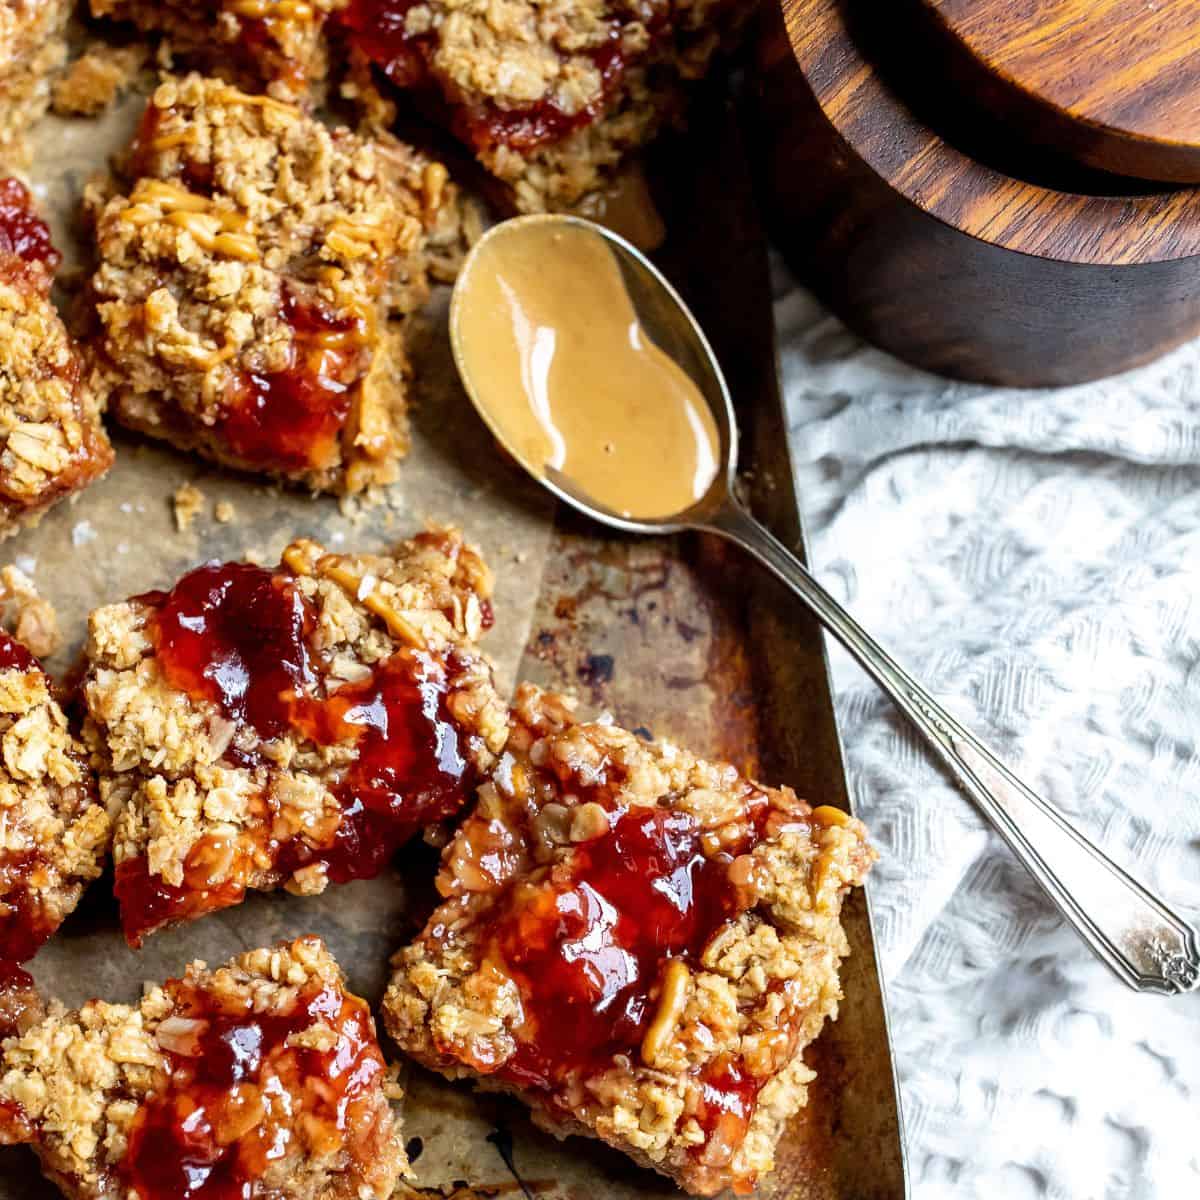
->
[[171, 481, 204, 532], [51, 43, 147, 117], [0, 565, 59, 658]]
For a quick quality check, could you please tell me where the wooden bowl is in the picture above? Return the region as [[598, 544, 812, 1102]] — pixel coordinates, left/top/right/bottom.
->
[[754, 0, 1200, 386]]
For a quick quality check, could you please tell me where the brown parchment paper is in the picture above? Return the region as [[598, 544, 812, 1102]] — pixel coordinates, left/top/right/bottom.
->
[[0, 71, 906, 1200]]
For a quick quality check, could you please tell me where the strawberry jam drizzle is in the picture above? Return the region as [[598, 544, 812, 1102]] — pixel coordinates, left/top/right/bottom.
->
[[337, 0, 641, 151], [121, 980, 384, 1200], [0, 850, 59, 964], [121, 561, 475, 940], [490, 802, 766, 1153], [0, 632, 36, 674], [115, 852, 252, 950], [221, 292, 365, 472], [0, 179, 59, 269], [150, 561, 319, 746]]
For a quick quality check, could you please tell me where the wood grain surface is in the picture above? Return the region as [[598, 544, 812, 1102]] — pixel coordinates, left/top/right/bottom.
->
[[919, 0, 1200, 181], [752, 0, 1200, 385]]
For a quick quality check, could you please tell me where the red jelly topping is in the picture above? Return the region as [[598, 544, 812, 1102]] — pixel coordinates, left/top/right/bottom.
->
[[0, 178, 58, 269], [0, 850, 57, 963], [121, 979, 385, 1200], [284, 650, 471, 882], [221, 293, 367, 472], [150, 561, 319, 744], [115, 849, 253, 950], [122, 559, 478, 941], [0, 632, 36, 674], [492, 806, 757, 1087], [336, 0, 648, 151]]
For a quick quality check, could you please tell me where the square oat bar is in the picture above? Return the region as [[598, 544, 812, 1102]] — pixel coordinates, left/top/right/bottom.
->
[[0, 936, 406, 1200], [0, 0, 69, 165], [89, 0, 347, 101], [334, 0, 744, 212], [86, 73, 455, 494], [383, 684, 875, 1196], [0, 178, 113, 536], [82, 527, 507, 945], [0, 630, 110, 962]]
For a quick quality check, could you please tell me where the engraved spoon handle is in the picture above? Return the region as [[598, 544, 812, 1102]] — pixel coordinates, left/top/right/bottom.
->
[[701, 498, 1200, 995]]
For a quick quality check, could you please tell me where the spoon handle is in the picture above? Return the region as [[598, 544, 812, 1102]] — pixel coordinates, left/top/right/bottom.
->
[[703, 499, 1200, 995]]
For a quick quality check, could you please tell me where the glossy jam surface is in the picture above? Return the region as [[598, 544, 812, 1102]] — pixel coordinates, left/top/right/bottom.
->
[[0, 850, 56, 963], [125, 561, 477, 940], [0, 179, 59, 269], [121, 980, 385, 1200], [694, 1058, 760, 1170], [337, 0, 645, 150], [285, 650, 471, 882], [222, 294, 365, 472], [115, 849, 252, 950], [492, 807, 752, 1087], [150, 562, 318, 744], [0, 632, 37, 674]]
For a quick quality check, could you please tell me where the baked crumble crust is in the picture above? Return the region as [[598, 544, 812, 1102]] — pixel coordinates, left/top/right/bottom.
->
[[0, 631, 110, 963], [0, 178, 113, 536], [50, 42, 148, 118], [82, 527, 507, 944], [383, 683, 875, 1196], [336, 0, 741, 210], [89, 0, 350, 101], [85, 72, 455, 494], [0, 0, 69, 167], [0, 935, 406, 1200]]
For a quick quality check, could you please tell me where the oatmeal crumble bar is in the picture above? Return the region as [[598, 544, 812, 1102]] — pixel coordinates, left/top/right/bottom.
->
[[0, 178, 113, 536], [89, 0, 349, 101], [85, 73, 455, 494], [0, 936, 405, 1200], [0, 630, 109, 962], [334, 0, 744, 211], [383, 684, 875, 1196], [0, 0, 69, 166], [82, 527, 507, 945]]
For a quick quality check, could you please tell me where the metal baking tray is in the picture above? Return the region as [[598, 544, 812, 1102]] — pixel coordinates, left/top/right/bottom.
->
[[0, 65, 906, 1200]]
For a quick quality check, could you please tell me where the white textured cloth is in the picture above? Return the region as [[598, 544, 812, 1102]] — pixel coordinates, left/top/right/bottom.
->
[[775, 267, 1200, 1200]]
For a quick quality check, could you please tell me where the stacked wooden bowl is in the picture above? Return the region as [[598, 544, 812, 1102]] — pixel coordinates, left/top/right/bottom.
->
[[756, 0, 1200, 385]]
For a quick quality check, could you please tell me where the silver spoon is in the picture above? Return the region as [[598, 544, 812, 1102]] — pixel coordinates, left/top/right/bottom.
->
[[450, 213, 1199, 996]]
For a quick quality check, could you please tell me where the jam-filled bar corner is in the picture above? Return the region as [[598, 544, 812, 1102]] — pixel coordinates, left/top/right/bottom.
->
[[85, 72, 457, 493], [0, 935, 406, 1200], [82, 526, 505, 945], [383, 683, 876, 1196]]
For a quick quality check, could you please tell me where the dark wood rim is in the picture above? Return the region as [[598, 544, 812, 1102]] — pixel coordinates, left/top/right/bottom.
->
[[916, 0, 1200, 184], [782, 0, 1200, 264]]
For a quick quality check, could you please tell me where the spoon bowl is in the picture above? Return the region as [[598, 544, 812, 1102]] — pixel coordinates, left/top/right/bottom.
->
[[450, 213, 1200, 997], [450, 214, 734, 532]]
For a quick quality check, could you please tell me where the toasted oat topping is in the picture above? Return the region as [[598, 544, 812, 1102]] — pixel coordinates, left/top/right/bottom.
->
[[89, 0, 349, 99], [85, 73, 454, 493], [0, 632, 109, 962], [0, 936, 405, 1200], [0, 178, 113, 534], [337, 0, 737, 210], [83, 527, 507, 943], [384, 683, 875, 1196], [0, 0, 69, 166]]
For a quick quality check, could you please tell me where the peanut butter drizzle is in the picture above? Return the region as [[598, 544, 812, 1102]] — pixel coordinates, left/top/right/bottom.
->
[[455, 221, 720, 520]]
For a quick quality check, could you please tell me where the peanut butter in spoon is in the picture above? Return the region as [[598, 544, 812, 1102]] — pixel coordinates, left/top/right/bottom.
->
[[451, 220, 720, 520]]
